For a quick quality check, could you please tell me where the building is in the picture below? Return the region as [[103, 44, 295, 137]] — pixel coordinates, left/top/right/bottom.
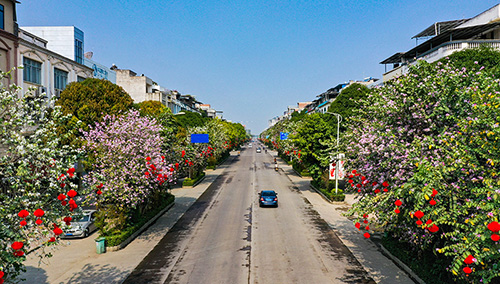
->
[[84, 52, 116, 83], [199, 104, 217, 118], [268, 101, 311, 128], [21, 26, 84, 64], [0, 0, 19, 85], [18, 28, 92, 99], [381, 4, 500, 82]]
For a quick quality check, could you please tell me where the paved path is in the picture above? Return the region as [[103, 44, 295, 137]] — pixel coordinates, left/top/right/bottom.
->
[[20, 149, 415, 284]]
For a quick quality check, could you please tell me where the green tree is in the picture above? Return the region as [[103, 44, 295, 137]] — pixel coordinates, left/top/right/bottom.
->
[[328, 83, 370, 128], [55, 78, 134, 146], [441, 45, 500, 75]]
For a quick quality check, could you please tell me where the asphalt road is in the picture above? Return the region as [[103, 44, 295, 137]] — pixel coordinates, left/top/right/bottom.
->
[[124, 144, 375, 284]]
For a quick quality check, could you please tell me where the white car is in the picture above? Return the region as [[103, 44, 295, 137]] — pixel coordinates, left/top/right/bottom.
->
[[62, 209, 97, 238]]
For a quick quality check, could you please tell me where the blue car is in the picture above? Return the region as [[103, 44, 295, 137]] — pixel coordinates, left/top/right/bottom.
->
[[259, 190, 278, 207]]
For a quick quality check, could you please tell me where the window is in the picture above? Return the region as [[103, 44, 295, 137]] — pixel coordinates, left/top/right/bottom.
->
[[75, 39, 83, 64], [23, 57, 42, 84], [0, 5, 4, 30], [54, 68, 68, 90], [77, 76, 85, 82]]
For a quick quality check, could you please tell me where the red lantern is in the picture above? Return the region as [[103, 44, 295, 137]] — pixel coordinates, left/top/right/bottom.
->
[[416, 220, 423, 226], [11, 241, 23, 250], [382, 181, 389, 187], [146, 156, 151, 161], [34, 209, 45, 218], [487, 221, 500, 232], [355, 222, 361, 229], [429, 199, 436, 206], [394, 200, 402, 206], [428, 224, 439, 233], [363, 232, 370, 238], [20, 220, 27, 227], [491, 234, 500, 242], [53, 228, 63, 236], [18, 210, 29, 218], [181, 150, 186, 157], [394, 209, 400, 214], [414, 210, 424, 219], [57, 194, 66, 201], [67, 189, 77, 198], [431, 188, 438, 197], [463, 267, 472, 274], [464, 255, 475, 265]]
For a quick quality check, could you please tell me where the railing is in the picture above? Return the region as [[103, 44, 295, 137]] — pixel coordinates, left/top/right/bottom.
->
[[383, 40, 500, 81]]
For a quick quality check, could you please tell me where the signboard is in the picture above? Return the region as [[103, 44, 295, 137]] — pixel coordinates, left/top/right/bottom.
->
[[329, 160, 345, 180], [280, 132, 289, 140], [190, 134, 209, 143]]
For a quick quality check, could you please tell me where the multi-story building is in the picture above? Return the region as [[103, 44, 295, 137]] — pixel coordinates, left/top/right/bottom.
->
[[381, 4, 500, 82], [18, 28, 92, 99], [0, 0, 19, 85]]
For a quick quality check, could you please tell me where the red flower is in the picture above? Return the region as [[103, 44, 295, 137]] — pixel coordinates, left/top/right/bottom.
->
[[487, 221, 500, 232], [57, 194, 66, 201], [97, 190, 102, 195], [49, 237, 56, 243], [53, 227, 63, 236], [414, 210, 424, 219], [365, 226, 370, 230], [363, 220, 368, 224], [429, 199, 436, 206], [18, 210, 29, 218], [363, 214, 369, 218], [97, 183, 103, 189], [416, 220, 423, 226], [145, 171, 150, 176], [356, 184, 362, 188], [11, 241, 23, 250], [383, 188, 388, 192], [146, 156, 151, 161], [364, 232, 370, 238], [60, 183, 66, 188], [355, 222, 361, 229], [181, 150, 186, 157], [361, 176, 366, 181], [464, 255, 475, 265], [61, 200, 67, 206], [67, 167, 75, 174], [394, 209, 400, 214], [372, 182, 378, 186], [20, 220, 27, 227], [463, 266, 472, 274], [170, 167, 175, 172], [36, 219, 43, 225], [491, 234, 500, 242], [426, 219, 433, 225], [348, 179, 353, 184], [352, 170, 357, 174], [382, 181, 389, 187], [431, 188, 438, 197], [67, 189, 77, 198], [0, 271, 4, 278], [63, 216, 72, 223], [175, 163, 179, 170], [374, 189, 380, 194], [34, 208, 45, 217], [394, 200, 402, 207]]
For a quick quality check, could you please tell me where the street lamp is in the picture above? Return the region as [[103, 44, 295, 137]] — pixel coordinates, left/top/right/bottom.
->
[[326, 112, 343, 194]]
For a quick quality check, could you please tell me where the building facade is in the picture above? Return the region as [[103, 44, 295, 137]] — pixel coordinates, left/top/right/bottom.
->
[[381, 4, 500, 82], [18, 28, 92, 99], [0, 0, 19, 85]]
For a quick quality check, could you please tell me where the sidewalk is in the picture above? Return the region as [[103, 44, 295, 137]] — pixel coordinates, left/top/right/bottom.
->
[[273, 151, 417, 284], [20, 157, 234, 284]]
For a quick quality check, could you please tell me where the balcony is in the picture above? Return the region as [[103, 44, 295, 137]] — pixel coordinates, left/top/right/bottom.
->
[[383, 40, 500, 82]]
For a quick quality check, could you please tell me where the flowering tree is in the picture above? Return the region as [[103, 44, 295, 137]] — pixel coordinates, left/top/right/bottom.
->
[[344, 58, 500, 283], [81, 109, 175, 233], [0, 71, 81, 283]]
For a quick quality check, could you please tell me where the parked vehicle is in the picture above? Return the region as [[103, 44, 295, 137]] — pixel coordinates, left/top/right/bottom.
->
[[61, 209, 97, 238], [259, 190, 278, 207], [256, 147, 261, 153]]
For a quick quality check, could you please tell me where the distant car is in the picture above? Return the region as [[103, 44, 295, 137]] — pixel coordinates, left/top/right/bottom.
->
[[62, 209, 97, 238], [256, 148, 261, 153], [259, 190, 278, 207]]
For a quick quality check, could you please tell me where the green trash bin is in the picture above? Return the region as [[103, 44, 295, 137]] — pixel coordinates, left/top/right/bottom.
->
[[95, 237, 106, 254]]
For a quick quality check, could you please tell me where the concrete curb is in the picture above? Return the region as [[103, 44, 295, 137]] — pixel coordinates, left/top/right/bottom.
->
[[379, 244, 427, 284], [107, 201, 176, 252], [309, 183, 333, 204]]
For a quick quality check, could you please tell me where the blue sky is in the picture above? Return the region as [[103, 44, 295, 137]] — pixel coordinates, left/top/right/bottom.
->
[[18, 0, 500, 134]]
